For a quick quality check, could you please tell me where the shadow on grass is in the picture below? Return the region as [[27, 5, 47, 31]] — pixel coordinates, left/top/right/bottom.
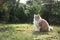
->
[[16, 30, 25, 32], [32, 31, 49, 35]]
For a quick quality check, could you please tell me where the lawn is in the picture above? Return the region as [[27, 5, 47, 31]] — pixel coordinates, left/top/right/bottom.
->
[[0, 24, 60, 40]]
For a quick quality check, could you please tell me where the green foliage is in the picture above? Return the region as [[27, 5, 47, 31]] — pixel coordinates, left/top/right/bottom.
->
[[40, 2, 60, 25], [25, 0, 41, 23], [0, 0, 60, 25]]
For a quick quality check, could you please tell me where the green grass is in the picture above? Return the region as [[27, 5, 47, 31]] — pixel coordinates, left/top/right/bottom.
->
[[0, 24, 60, 40]]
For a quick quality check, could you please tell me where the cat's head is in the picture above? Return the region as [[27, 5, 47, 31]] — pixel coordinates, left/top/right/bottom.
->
[[34, 14, 41, 20]]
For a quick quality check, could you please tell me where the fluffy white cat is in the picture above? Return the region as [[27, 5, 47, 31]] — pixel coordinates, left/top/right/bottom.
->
[[33, 14, 53, 32]]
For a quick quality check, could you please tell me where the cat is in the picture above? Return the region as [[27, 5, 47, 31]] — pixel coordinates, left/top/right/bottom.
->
[[33, 14, 53, 32]]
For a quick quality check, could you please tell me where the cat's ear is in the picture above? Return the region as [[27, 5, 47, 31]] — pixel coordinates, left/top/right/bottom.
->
[[34, 14, 36, 17], [37, 14, 40, 16]]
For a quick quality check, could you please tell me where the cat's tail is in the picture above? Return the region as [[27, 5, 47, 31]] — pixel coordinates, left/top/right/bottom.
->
[[49, 26, 53, 31]]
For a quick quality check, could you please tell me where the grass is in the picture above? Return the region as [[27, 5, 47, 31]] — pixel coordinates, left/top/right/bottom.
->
[[0, 24, 60, 40]]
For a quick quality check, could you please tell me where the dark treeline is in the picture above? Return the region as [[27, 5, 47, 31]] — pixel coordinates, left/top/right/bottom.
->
[[0, 0, 60, 25]]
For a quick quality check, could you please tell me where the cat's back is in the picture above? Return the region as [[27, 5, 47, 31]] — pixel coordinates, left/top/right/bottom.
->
[[41, 19, 48, 25], [40, 19, 49, 31]]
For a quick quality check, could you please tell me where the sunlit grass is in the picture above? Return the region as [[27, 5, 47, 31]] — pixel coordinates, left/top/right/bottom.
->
[[0, 24, 60, 40]]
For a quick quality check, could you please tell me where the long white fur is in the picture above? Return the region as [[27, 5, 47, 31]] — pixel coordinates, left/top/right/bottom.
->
[[33, 18, 40, 31], [33, 14, 53, 31], [33, 15, 42, 31]]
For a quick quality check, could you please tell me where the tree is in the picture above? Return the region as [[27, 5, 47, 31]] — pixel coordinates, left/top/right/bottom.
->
[[40, 0, 60, 25]]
